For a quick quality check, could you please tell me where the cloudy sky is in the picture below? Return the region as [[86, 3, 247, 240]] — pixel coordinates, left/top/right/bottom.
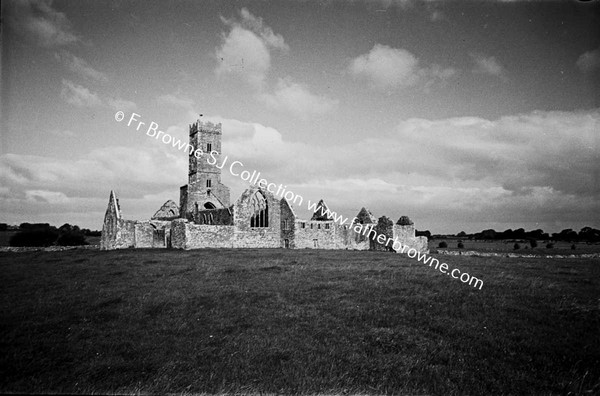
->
[[1, 0, 599, 234]]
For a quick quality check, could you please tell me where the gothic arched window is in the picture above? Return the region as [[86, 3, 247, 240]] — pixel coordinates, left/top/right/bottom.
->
[[250, 190, 268, 227]]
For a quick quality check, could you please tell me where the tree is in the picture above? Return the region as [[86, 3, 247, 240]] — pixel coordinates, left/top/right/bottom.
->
[[56, 223, 88, 246], [19, 223, 51, 230], [475, 229, 497, 240], [58, 223, 72, 234], [9, 223, 88, 247], [579, 227, 600, 242], [529, 239, 538, 248], [500, 229, 514, 239], [554, 229, 578, 242], [10, 225, 59, 247], [513, 228, 526, 239], [56, 231, 87, 246]]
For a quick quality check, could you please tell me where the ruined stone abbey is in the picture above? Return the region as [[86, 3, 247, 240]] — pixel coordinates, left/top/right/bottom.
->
[[100, 119, 428, 253]]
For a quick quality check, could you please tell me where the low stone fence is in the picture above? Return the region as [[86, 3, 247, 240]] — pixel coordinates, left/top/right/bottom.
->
[[0, 245, 100, 253], [435, 249, 600, 259]]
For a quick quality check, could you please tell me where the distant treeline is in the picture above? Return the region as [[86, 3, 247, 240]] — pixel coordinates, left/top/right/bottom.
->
[[3, 223, 101, 247], [416, 227, 600, 242]]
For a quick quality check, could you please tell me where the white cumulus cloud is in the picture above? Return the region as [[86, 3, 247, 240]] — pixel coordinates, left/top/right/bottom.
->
[[216, 8, 288, 88], [259, 78, 338, 118], [216, 26, 272, 88], [349, 44, 456, 90], [236, 8, 289, 51]]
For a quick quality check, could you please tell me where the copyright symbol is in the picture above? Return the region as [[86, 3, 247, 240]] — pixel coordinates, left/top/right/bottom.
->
[[114, 111, 125, 122]]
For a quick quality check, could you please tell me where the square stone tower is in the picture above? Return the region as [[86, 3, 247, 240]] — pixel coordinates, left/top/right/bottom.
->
[[179, 119, 230, 218]]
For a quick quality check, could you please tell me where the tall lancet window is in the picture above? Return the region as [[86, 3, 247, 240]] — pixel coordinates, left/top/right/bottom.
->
[[250, 190, 268, 227]]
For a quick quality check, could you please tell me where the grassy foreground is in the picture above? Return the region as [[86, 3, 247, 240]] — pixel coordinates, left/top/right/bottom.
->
[[1, 248, 599, 395]]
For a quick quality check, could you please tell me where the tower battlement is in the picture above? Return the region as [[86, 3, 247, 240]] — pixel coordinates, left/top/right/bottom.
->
[[189, 120, 222, 135]]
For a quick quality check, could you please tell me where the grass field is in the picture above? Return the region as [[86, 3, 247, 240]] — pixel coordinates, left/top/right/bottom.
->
[[1, 249, 599, 395]]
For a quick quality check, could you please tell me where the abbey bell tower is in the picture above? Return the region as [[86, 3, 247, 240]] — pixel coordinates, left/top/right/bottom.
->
[[179, 119, 231, 218]]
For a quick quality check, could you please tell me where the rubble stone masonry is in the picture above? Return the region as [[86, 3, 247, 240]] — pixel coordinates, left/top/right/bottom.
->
[[101, 119, 429, 254]]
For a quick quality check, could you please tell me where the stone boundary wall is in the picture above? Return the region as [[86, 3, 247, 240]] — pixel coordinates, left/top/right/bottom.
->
[[436, 249, 600, 259], [0, 245, 100, 253], [291, 221, 371, 250], [115, 219, 136, 249], [3, 246, 598, 259], [134, 222, 155, 248], [171, 220, 235, 249], [232, 228, 280, 248], [294, 220, 337, 249]]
